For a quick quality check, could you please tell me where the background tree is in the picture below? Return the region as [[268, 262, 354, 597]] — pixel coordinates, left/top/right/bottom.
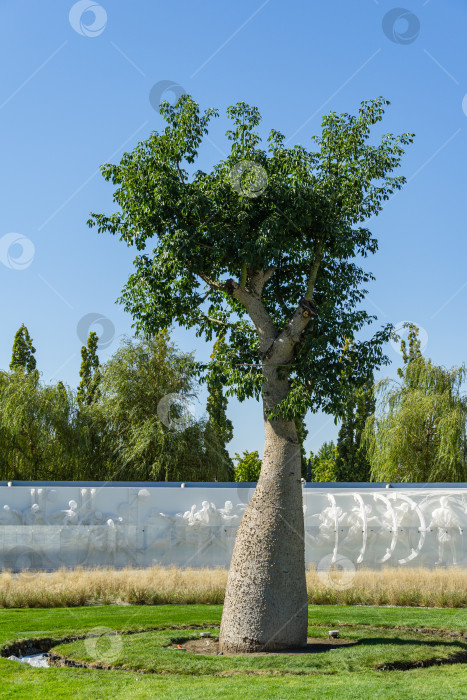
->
[[398, 322, 422, 374], [0, 372, 75, 481], [9, 324, 37, 374], [89, 95, 412, 651], [204, 336, 234, 479], [309, 440, 337, 482], [233, 449, 262, 482], [364, 325, 467, 482], [99, 333, 231, 481], [335, 383, 374, 481], [333, 338, 374, 481], [74, 331, 110, 480], [77, 332, 101, 407]]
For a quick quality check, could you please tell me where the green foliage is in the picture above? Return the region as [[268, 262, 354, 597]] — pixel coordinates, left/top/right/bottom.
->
[[205, 336, 234, 478], [88, 95, 412, 419], [295, 413, 309, 478], [398, 322, 422, 375], [233, 450, 262, 482], [364, 325, 467, 482], [99, 332, 232, 481], [334, 338, 374, 481], [0, 330, 233, 482], [9, 324, 37, 374], [0, 371, 76, 480], [77, 332, 101, 406], [309, 441, 338, 482]]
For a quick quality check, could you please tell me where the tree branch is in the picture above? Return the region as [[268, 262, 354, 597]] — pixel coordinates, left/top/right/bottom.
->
[[305, 240, 324, 299], [268, 240, 324, 363], [198, 272, 276, 352], [226, 277, 277, 352], [201, 314, 255, 333], [198, 273, 229, 293]]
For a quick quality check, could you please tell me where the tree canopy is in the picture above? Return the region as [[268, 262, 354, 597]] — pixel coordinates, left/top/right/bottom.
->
[[334, 338, 374, 481], [77, 331, 101, 407], [9, 324, 37, 374], [233, 449, 262, 482], [0, 329, 229, 483], [309, 440, 338, 482], [0, 370, 75, 480], [364, 325, 467, 482], [89, 95, 413, 419], [98, 332, 232, 481]]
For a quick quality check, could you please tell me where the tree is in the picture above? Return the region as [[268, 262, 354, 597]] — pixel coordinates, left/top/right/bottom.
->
[[74, 332, 110, 480], [77, 332, 101, 406], [99, 333, 232, 481], [364, 325, 467, 483], [0, 371, 75, 481], [398, 322, 422, 374], [335, 383, 374, 481], [309, 441, 337, 482], [233, 449, 262, 482], [204, 336, 234, 479], [89, 95, 413, 651], [9, 324, 37, 374], [334, 339, 374, 481]]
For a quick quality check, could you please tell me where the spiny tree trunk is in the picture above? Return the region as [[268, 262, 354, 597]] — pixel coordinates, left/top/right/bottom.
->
[[219, 364, 308, 652]]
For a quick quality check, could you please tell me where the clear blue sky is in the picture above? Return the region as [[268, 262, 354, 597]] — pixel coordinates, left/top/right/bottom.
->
[[1, 0, 466, 459]]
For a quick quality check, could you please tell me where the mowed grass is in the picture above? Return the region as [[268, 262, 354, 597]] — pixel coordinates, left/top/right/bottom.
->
[[1, 605, 467, 699], [1, 565, 466, 608], [53, 625, 467, 675]]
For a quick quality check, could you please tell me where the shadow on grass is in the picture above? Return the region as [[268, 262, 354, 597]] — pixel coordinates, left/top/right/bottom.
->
[[357, 636, 467, 650]]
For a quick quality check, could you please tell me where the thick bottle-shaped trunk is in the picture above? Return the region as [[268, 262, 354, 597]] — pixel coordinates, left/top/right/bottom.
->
[[219, 365, 308, 653]]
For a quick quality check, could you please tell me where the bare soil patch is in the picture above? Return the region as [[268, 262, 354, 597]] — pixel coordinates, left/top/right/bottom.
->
[[169, 636, 357, 655]]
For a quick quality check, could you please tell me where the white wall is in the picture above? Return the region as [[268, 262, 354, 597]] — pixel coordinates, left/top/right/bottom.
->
[[0, 483, 466, 571]]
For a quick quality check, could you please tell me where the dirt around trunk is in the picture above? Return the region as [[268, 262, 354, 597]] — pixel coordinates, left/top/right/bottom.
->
[[172, 636, 357, 656]]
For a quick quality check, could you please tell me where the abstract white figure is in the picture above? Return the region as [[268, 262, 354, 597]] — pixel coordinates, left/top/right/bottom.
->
[[50, 499, 80, 526], [0, 504, 22, 524], [342, 501, 379, 564], [22, 503, 47, 525], [193, 501, 213, 525], [315, 504, 345, 547], [428, 496, 463, 566]]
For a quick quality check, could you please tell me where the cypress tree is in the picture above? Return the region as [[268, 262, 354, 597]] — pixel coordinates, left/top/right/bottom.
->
[[77, 332, 101, 406], [205, 336, 234, 477], [334, 338, 374, 482], [9, 324, 37, 374], [334, 385, 374, 482]]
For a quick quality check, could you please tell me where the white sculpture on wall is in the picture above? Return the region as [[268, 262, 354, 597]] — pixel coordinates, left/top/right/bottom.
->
[[426, 496, 463, 565], [0, 485, 466, 571]]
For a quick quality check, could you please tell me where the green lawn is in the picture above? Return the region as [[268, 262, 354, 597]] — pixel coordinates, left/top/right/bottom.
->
[[1, 605, 467, 699]]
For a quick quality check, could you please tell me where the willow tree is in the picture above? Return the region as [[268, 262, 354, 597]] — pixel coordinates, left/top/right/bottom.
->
[[364, 326, 467, 482], [0, 372, 74, 481], [89, 95, 412, 651], [99, 333, 231, 482]]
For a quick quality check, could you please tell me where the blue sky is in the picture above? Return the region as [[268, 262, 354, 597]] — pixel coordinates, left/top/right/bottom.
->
[[1, 0, 466, 459]]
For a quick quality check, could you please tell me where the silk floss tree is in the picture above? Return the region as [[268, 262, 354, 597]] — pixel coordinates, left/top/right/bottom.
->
[[88, 95, 413, 652]]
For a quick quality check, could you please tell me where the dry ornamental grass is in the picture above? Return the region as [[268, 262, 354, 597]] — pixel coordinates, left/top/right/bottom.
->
[[0, 566, 466, 609]]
